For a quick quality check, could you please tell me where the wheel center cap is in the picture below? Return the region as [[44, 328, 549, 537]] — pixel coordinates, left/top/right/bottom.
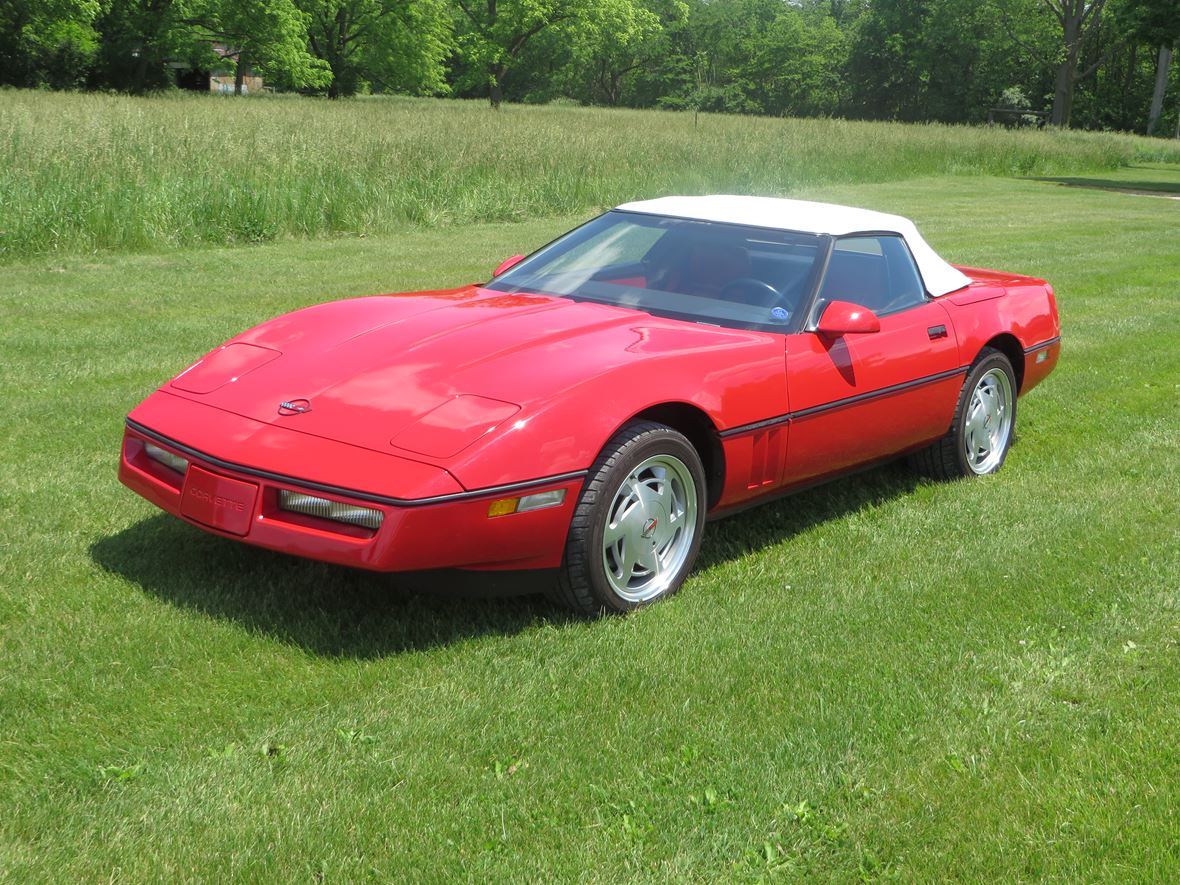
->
[[641, 517, 658, 539]]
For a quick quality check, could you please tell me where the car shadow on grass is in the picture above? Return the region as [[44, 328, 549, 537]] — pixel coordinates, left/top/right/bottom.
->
[[90, 516, 573, 658], [91, 459, 926, 657], [697, 459, 923, 571]]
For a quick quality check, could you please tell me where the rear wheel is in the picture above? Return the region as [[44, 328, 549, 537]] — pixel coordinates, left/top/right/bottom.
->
[[552, 422, 706, 616], [911, 347, 1017, 479]]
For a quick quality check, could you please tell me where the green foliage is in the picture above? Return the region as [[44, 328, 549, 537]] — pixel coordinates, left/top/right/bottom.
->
[[4, 91, 1177, 263], [296, 0, 451, 98], [553, 0, 681, 106], [0, 0, 101, 88], [845, 0, 1057, 124], [1123, 0, 1180, 47], [452, 0, 614, 106], [654, 0, 786, 115], [743, 3, 848, 116], [92, 0, 206, 92], [356, 0, 452, 95], [0, 0, 1176, 131], [189, 0, 331, 90]]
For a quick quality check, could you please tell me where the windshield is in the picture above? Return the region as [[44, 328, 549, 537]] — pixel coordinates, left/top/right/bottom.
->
[[484, 210, 824, 332]]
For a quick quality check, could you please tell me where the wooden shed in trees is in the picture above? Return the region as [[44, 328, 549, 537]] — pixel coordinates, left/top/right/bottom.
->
[[174, 44, 263, 95]]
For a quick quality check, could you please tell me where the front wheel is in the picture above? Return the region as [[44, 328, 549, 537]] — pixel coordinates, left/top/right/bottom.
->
[[552, 422, 706, 616], [911, 348, 1017, 479]]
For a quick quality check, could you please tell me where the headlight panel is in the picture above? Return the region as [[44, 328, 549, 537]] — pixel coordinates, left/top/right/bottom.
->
[[278, 490, 384, 530], [143, 442, 189, 475]]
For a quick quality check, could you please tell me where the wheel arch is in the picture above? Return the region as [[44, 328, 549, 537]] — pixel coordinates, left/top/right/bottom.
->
[[625, 402, 726, 509], [980, 333, 1025, 392]]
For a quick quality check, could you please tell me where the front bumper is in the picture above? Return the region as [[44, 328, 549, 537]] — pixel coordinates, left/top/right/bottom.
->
[[119, 420, 583, 573]]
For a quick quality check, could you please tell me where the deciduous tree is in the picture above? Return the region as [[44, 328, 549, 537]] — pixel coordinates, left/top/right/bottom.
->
[[1123, 0, 1180, 133], [454, 0, 648, 108], [1041, 0, 1112, 126], [0, 0, 101, 88], [94, 0, 200, 93], [565, 0, 679, 106], [187, 0, 330, 93], [296, 0, 451, 98]]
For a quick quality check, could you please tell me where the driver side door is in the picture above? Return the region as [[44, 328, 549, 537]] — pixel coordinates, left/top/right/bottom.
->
[[783, 235, 962, 486]]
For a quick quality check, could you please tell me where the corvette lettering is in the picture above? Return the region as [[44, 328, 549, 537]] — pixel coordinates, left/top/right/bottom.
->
[[189, 487, 246, 512]]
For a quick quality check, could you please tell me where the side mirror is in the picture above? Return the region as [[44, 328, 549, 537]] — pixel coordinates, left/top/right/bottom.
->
[[492, 255, 525, 277], [816, 300, 881, 337]]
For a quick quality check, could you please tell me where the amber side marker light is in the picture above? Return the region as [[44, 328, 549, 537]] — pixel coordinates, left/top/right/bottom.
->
[[487, 489, 566, 518]]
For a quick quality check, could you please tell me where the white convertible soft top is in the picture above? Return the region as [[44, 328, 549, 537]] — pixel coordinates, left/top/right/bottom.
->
[[616, 195, 972, 298]]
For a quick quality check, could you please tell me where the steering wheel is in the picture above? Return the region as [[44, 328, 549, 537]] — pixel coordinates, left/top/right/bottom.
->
[[718, 277, 781, 307]]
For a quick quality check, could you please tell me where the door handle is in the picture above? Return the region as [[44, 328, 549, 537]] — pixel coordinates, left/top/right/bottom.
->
[[927, 325, 948, 340]]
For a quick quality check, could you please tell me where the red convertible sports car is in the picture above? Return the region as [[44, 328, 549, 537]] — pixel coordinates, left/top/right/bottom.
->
[[120, 196, 1060, 614]]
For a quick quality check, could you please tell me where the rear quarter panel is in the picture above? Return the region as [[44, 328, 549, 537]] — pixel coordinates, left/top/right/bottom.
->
[[943, 268, 1061, 394]]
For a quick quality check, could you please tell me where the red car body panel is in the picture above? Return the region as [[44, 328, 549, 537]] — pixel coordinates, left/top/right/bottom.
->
[[120, 262, 1060, 574]]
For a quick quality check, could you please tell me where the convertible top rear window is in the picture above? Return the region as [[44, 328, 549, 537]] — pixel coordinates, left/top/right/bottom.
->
[[485, 211, 825, 332]]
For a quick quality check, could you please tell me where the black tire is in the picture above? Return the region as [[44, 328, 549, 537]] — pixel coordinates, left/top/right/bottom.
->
[[911, 347, 1018, 480], [549, 421, 707, 616]]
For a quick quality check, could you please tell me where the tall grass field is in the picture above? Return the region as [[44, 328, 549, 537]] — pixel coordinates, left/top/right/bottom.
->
[[1, 92, 1179, 879], [2, 90, 1180, 262]]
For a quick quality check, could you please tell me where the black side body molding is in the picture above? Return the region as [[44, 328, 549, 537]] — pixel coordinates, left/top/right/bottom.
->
[[719, 366, 969, 439]]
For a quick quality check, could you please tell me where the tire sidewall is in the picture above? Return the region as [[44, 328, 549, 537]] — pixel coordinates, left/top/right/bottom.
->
[[955, 350, 1018, 476], [579, 428, 707, 613]]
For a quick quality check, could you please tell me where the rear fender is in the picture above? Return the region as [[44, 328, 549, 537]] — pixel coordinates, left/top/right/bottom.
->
[[943, 278, 1060, 395]]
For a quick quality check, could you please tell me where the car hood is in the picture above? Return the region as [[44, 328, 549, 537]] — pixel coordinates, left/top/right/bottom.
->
[[163, 286, 763, 460]]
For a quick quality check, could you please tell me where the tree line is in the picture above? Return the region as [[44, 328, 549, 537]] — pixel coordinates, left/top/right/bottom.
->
[[2, 0, 1177, 134]]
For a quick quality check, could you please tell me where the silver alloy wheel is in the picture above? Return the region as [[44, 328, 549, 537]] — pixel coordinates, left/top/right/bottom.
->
[[964, 367, 1014, 474], [601, 454, 698, 602]]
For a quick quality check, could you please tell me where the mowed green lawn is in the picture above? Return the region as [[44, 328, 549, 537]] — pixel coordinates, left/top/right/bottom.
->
[[1, 169, 1178, 881]]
